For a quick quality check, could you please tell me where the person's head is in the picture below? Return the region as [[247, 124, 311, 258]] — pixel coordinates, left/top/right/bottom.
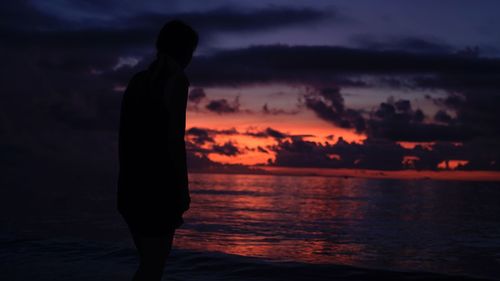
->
[[156, 20, 198, 69]]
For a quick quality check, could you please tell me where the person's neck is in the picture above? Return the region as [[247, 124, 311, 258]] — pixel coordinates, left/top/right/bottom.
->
[[156, 53, 182, 75]]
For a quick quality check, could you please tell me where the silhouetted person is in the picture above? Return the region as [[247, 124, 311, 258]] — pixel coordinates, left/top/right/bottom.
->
[[117, 20, 198, 281]]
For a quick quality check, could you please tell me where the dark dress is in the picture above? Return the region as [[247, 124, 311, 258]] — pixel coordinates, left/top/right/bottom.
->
[[117, 63, 190, 236]]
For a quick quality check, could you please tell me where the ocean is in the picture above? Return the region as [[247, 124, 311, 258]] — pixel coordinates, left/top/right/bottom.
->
[[1, 173, 500, 280]]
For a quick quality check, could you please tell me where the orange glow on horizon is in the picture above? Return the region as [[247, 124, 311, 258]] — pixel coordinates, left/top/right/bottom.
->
[[184, 85, 480, 173], [258, 166, 500, 182], [437, 160, 469, 170], [185, 84, 369, 165], [186, 115, 366, 165]]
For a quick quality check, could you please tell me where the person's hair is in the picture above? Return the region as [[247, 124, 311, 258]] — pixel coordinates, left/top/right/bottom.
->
[[156, 20, 198, 67]]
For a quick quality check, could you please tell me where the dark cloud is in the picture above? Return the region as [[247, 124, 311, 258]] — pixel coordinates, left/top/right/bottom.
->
[[186, 148, 266, 174], [188, 45, 500, 87], [372, 98, 422, 123], [205, 97, 240, 114], [0, 1, 65, 31], [351, 138, 406, 170], [350, 34, 454, 54], [186, 127, 214, 145], [186, 150, 217, 170], [186, 127, 238, 144], [269, 136, 500, 171], [186, 153, 251, 174], [257, 146, 269, 154], [211, 141, 241, 156], [270, 136, 409, 169], [188, 87, 206, 104], [244, 127, 289, 140], [425, 90, 500, 141], [434, 110, 453, 124], [304, 87, 366, 133], [415, 73, 500, 93], [302, 91, 481, 143], [394, 99, 411, 112], [366, 97, 473, 142], [413, 56, 500, 144], [185, 126, 248, 161], [265, 128, 288, 140], [262, 103, 299, 115], [269, 137, 333, 168], [1, 3, 333, 50], [301, 90, 486, 143], [155, 6, 333, 34]]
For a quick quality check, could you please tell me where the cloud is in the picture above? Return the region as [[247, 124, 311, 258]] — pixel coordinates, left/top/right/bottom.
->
[[434, 110, 453, 124], [188, 45, 500, 87], [112, 56, 140, 71], [304, 87, 366, 133], [299, 89, 486, 143], [350, 34, 454, 54], [425, 90, 500, 141], [205, 97, 240, 114], [244, 127, 291, 140], [211, 141, 241, 156], [365, 97, 477, 142], [257, 146, 269, 154], [0, 1, 65, 31], [186, 149, 266, 174], [269, 136, 405, 170], [186, 126, 291, 144], [1, 3, 334, 49], [186, 127, 214, 144], [186, 150, 218, 170], [264, 127, 288, 140], [268, 135, 500, 171], [159, 6, 334, 34], [262, 103, 299, 115], [188, 87, 206, 104], [186, 126, 239, 144], [185, 126, 251, 162]]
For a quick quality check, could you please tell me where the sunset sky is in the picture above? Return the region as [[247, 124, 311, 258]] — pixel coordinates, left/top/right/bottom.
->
[[2, 0, 500, 179]]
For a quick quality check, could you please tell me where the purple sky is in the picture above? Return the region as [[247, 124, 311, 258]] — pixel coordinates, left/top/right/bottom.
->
[[2, 0, 500, 176], [29, 0, 500, 54]]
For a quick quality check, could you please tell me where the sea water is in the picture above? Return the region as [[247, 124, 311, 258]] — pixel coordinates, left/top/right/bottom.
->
[[1, 173, 499, 280]]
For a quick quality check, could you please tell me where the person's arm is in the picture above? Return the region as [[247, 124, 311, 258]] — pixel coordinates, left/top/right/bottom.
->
[[119, 72, 145, 175], [164, 73, 191, 213]]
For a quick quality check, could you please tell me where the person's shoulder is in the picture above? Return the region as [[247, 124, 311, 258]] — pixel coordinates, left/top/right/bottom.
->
[[124, 70, 150, 95], [130, 70, 150, 85]]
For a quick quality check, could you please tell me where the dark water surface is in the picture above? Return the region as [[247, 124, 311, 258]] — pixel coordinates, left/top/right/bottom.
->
[[177, 174, 500, 278], [1, 173, 499, 280]]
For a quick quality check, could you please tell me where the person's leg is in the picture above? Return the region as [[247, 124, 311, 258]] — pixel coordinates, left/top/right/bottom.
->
[[131, 230, 175, 281]]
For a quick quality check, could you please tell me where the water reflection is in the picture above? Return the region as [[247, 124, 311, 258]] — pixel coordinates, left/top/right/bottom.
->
[[174, 173, 500, 278]]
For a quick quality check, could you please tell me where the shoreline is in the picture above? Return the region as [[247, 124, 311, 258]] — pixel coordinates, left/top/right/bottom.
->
[[0, 234, 497, 281]]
